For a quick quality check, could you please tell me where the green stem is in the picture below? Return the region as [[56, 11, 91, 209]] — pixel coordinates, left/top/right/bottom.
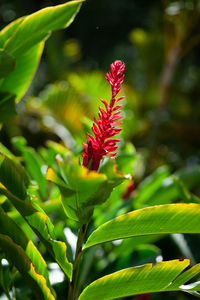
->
[[68, 223, 87, 300]]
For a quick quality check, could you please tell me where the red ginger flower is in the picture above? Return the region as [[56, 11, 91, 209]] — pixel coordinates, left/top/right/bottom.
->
[[82, 60, 125, 171]]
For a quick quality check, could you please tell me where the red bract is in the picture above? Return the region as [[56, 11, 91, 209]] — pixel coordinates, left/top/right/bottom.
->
[[122, 180, 135, 201], [82, 60, 125, 171]]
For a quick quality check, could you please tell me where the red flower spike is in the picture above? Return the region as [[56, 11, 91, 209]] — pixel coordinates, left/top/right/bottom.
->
[[82, 60, 125, 171], [106, 60, 125, 99]]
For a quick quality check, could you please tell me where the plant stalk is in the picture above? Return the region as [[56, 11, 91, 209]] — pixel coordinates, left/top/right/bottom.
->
[[68, 223, 87, 300]]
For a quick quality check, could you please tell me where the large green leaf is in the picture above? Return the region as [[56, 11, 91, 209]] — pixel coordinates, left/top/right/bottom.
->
[[0, 153, 73, 280], [3, 0, 83, 56], [0, 17, 25, 48], [0, 91, 16, 122], [0, 234, 55, 300], [0, 206, 55, 299], [78, 259, 200, 300], [0, 0, 83, 102], [0, 42, 44, 102], [0, 49, 16, 78], [84, 203, 200, 249], [0, 15, 39, 102]]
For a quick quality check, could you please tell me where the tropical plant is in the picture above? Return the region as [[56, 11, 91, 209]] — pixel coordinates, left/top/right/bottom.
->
[[0, 1, 200, 300]]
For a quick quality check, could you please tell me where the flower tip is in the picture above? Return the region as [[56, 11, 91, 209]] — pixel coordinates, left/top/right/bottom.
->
[[82, 59, 125, 171], [112, 60, 125, 73], [106, 59, 125, 99]]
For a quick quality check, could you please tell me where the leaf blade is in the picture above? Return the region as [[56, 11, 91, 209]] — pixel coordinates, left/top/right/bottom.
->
[[0, 0, 83, 102], [0, 49, 16, 78], [0, 234, 55, 300], [78, 259, 197, 300], [84, 203, 200, 249], [0, 153, 73, 280], [4, 0, 83, 56], [0, 42, 44, 101]]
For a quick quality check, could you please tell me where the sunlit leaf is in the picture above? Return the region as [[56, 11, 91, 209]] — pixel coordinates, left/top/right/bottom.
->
[[84, 203, 200, 249], [47, 155, 127, 223], [3, 1, 83, 56], [0, 0, 83, 102], [0, 142, 21, 163], [78, 259, 200, 300], [0, 234, 55, 300], [0, 153, 73, 280], [0, 206, 55, 298], [0, 42, 44, 102]]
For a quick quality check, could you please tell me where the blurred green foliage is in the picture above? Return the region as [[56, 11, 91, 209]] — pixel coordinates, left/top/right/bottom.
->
[[0, 0, 199, 172]]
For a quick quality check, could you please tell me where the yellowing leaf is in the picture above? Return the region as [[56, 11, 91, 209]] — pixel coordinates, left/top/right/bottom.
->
[[78, 260, 200, 300], [0, 153, 73, 280]]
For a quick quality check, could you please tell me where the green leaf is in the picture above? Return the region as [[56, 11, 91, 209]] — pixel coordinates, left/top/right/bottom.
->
[[133, 166, 170, 208], [3, 1, 83, 56], [172, 175, 200, 203], [0, 17, 25, 48], [78, 259, 200, 300], [0, 153, 73, 280], [47, 155, 126, 223], [0, 153, 30, 201], [47, 162, 107, 223], [0, 234, 55, 300], [0, 42, 44, 102], [0, 49, 16, 78], [84, 203, 200, 249], [0, 16, 42, 102], [0, 0, 83, 102], [12, 136, 48, 200], [46, 167, 75, 197], [115, 235, 161, 260], [0, 142, 21, 163], [0, 206, 55, 299], [0, 91, 16, 123], [138, 165, 200, 206]]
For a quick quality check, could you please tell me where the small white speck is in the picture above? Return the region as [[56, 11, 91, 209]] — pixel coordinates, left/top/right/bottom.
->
[[156, 255, 163, 263], [162, 177, 173, 187], [112, 239, 122, 246], [1, 258, 9, 266]]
